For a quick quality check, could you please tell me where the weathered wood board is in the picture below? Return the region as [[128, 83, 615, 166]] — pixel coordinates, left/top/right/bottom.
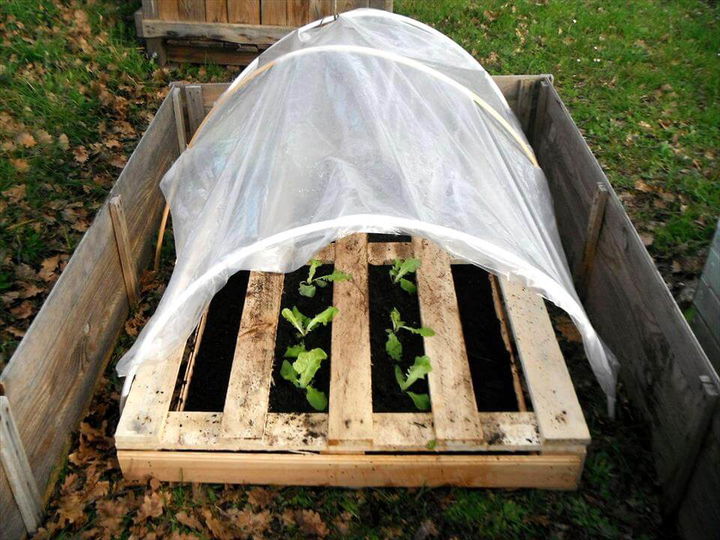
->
[[0, 91, 181, 539]]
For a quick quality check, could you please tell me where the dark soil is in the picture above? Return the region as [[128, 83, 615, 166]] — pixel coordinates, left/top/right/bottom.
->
[[369, 264, 428, 412], [268, 265, 333, 413], [451, 265, 518, 412], [368, 233, 412, 243], [184, 271, 250, 412]]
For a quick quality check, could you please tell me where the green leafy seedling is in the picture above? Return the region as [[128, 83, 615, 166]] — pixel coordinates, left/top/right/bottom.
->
[[280, 347, 329, 411], [299, 259, 352, 297], [385, 308, 435, 361], [390, 258, 421, 293], [394, 355, 432, 391], [407, 391, 431, 411], [282, 306, 339, 337]]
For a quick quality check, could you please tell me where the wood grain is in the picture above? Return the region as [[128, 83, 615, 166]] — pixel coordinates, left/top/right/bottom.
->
[[205, 0, 228, 22], [119, 450, 584, 489], [141, 18, 292, 45], [261, 0, 287, 24], [221, 272, 284, 438], [413, 238, 483, 445], [328, 234, 373, 448], [228, 0, 260, 23], [156, 0, 180, 19], [178, 0, 206, 20]]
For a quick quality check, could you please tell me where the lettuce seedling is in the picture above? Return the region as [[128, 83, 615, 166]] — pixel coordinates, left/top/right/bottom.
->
[[406, 391, 431, 411], [282, 306, 338, 337], [390, 258, 421, 294], [299, 259, 352, 297], [385, 307, 435, 361], [394, 355, 432, 391], [280, 347, 329, 411]]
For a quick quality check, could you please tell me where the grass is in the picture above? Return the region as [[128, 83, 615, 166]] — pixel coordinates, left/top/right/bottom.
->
[[0, 0, 717, 537]]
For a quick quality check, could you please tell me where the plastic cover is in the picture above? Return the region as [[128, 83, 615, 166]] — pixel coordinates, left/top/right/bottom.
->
[[117, 9, 619, 411]]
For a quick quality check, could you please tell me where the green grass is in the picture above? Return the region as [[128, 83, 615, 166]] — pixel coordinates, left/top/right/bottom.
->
[[1, 0, 717, 537]]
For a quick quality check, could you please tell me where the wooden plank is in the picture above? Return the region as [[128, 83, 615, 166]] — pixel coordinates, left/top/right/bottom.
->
[[109, 196, 140, 307], [489, 275, 528, 411], [195, 75, 553, 124], [498, 278, 589, 446], [141, 19, 292, 45], [575, 183, 609, 299], [205, 0, 228, 22], [328, 234, 373, 449], [178, 0, 206, 21], [309, 0, 332, 19], [121, 411, 540, 452], [184, 84, 205, 136], [367, 241, 414, 265], [261, 0, 287, 24], [221, 272, 284, 438], [156, 0, 179, 19], [691, 312, 720, 372], [115, 346, 186, 447], [228, 0, 260, 23], [167, 43, 260, 66], [677, 407, 720, 539], [0, 396, 42, 534], [1, 465, 26, 540], [694, 279, 720, 337], [175, 312, 209, 410], [533, 79, 719, 500], [0, 93, 177, 531], [287, 0, 309, 25], [413, 238, 483, 445], [118, 450, 584, 489]]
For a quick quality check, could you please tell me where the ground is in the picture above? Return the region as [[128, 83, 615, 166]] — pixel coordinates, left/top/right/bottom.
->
[[0, 0, 717, 537]]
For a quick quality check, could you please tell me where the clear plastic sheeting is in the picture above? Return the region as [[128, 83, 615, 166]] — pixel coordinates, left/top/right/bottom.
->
[[117, 8, 619, 412]]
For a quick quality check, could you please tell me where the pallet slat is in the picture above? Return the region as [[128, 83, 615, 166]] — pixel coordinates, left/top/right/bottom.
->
[[328, 234, 373, 449], [498, 278, 590, 447], [222, 272, 284, 438], [413, 238, 483, 445], [118, 450, 583, 489]]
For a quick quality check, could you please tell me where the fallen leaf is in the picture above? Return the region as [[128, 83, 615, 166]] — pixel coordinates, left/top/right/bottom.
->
[[137, 492, 164, 521], [58, 133, 70, 149], [2, 184, 26, 202], [36, 129, 53, 144], [640, 232, 654, 247], [10, 158, 30, 172], [246, 487, 274, 508], [6, 326, 26, 338], [295, 509, 329, 538], [16, 132, 37, 147], [39, 255, 60, 281], [73, 146, 89, 163], [176, 511, 203, 531], [10, 300, 34, 319], [200, 508, 234, 540], [228, 507, 271, 538]]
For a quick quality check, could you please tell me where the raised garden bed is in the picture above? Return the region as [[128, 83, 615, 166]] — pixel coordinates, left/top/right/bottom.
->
[[115, 233, 590, 488], [2, 75, 717, 538]]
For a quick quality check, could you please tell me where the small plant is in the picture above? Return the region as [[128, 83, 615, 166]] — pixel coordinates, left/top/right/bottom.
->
[[281, 306, 338, 337], [299, 259, 351, 297], [280, 345, 328, 411], [384, 308, 434, 411], [389, 258, 420, 293], [385, 307, 435, 361]]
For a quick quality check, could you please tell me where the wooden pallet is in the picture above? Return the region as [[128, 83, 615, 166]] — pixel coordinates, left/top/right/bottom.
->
[[116, 234, 590, 489], [135, 0, 394, 66]]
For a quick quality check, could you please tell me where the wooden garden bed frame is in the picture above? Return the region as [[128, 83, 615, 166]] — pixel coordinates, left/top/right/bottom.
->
[[135, 0, 394, 66], [116, 234, 590, 488], [2, 74, 717, 538]]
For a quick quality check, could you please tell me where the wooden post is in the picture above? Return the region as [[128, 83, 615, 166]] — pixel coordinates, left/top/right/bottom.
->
[[141, 0, 167, 65], [575, 183, 609, 300], [109, 195, 140, 308], [0, 396, 43, 534], [184, 85, 205, 137]]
